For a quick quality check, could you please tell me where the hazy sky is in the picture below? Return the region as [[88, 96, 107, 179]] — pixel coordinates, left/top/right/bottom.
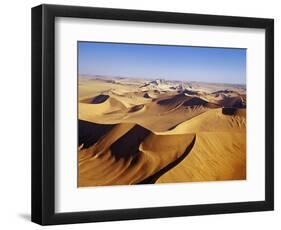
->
[[78, 41, 246, 84]]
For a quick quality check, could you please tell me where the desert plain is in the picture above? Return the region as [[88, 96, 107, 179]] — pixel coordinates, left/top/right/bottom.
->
[[78, 75, 246, 187]]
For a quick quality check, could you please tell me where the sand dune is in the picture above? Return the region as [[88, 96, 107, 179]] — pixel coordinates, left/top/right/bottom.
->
[[78, 76, 247, 186], [156, 94, 217, 108], [78, 122, 195, 186], [79, 120, 115, 149], [156, 132, 246, 183], [79, 93, 215, 132], [159, 108, 246, 135]]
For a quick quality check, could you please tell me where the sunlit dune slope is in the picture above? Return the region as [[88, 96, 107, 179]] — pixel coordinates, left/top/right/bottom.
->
[[158, 108, 246, 135], [156, 132, 246, 183]]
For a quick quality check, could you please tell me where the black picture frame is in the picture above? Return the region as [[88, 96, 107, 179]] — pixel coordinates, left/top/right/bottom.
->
[[31, 4, 274, 225]]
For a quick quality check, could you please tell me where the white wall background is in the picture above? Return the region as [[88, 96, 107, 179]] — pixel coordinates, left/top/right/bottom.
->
[[0, 0, 279, 229]]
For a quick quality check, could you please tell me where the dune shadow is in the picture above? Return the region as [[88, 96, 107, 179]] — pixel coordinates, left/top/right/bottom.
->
[[111, 125, 150, 160], [156, 94, 187, 106], [79, 120, 115, 148], [128, 104, 144, 113], [222, 107, 237, 115], [138, 135, 196, 184], [182, 97, 208, 106], [91, 94, 109, 104], [220, 97, 246, 108], [143, 92, 151, 98]]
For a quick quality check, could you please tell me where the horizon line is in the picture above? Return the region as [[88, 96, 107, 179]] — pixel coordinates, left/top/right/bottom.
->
[[79, 73, 246, 86]]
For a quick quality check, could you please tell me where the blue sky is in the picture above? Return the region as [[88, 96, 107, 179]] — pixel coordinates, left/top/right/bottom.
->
[[78, 41, 246, 84]]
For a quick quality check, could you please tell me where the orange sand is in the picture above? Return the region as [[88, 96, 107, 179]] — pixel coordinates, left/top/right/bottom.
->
[[78, 77, 246, 187]]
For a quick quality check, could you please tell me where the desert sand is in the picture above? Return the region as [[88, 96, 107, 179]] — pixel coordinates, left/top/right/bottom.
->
[[78, 75, 246, 187]]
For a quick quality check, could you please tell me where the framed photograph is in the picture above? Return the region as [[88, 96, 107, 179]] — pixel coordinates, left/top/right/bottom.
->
[[31, 4, 274, 225]]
